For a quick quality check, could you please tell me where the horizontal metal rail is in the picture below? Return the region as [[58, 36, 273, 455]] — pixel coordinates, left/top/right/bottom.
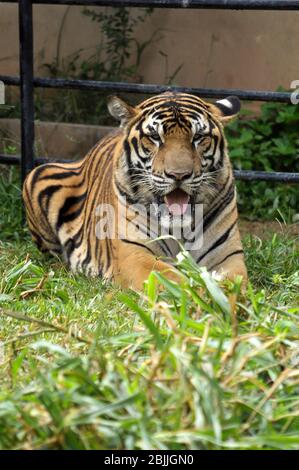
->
[[0, 75, 293, 103], [233, 170, 299, 183], [1, 154, 299, 182], [5, 0, 299, 10], [0, 154, 54, 166]]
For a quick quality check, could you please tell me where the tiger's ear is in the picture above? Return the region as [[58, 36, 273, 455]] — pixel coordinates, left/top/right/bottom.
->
[[210, 96, 241, 124], [107, 96, 137, 127]]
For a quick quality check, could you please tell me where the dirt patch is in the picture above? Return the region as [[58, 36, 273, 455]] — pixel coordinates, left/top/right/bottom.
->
[[239, 219, 299, 240]]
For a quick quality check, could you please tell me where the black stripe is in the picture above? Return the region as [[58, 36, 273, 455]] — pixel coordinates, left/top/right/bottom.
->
[[23, 179, 35, 213], [203, 183, 234, 231], [38, 184, 62, 214], [63, 225, 84, 259], [103, 235, 112, 274], [202, 175, 231, 222], [39, 170, 82, 181], [82, 244, 92, 270], [114, 179, 139, 205], [30, 163, 82, 191], [64, 238, 76, 258], [30, 164, 49, 191], [121, 238, 157, 256], [59, 205, 85, 229], [56, 192, 86, 230], [72, 225, 84, 249], [196, 220, 238, 264], [209, 250, 244, 271], [131, 136, 141, 158], [123, 140, 132, 168]]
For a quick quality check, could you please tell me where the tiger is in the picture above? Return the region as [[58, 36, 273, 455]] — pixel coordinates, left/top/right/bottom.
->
[[23, 92, 247, 291]]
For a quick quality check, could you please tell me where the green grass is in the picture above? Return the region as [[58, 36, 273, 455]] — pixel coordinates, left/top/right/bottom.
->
[[0, 166, 298, 450]]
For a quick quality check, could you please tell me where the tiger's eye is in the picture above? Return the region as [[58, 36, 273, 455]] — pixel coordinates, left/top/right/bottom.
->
[[193, 132, 204, 142], [149, 132, 161, 142]]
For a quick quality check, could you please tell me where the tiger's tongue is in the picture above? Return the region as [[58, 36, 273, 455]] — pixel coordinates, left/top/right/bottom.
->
[[164, 189, 190, 216]]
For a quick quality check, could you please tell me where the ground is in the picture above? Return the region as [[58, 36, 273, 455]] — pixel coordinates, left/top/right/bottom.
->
[[0, 170, 298, 449], [239, 219, 299, 240]]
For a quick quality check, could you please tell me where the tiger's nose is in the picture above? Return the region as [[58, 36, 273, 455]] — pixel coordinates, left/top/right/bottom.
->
[[165, 170, 193, 181]]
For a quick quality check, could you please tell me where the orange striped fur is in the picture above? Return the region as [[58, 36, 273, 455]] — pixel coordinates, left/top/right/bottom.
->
[[23, 93, 247, 290]]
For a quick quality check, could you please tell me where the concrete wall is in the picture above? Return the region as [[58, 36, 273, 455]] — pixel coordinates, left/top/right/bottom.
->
[[0, 118, 114, 159], [1, 4, 299, 92]]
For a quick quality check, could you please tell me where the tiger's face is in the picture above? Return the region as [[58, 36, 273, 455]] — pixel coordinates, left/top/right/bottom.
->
[[108, 93, 240, 216]]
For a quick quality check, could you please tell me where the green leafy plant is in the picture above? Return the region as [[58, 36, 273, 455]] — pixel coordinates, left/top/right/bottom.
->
[[36, 7, 156, 125], [0, 167, 23, 241], [226, 99, 299, 222], [0, 104, 14, 118], [81, 7, 154, 82]]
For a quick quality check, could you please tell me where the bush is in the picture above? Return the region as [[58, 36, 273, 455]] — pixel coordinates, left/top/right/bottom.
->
[[226, 100, 299, 222]]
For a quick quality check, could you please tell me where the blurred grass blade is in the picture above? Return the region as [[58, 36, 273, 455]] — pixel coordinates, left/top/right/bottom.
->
[[120, 293, 164, 350], [200, 270, 231, 317]]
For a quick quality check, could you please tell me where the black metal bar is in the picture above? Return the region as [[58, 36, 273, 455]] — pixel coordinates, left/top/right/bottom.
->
[[0, 155, 21, 165], [0, 75, 293, 103], [233, 170, 299, 182], [5, 0, 299, 10], [1, 154, 299, 182], [0, 154, 62, 166], [0, 155, 70, 166], [19, 0, 35, 183], [0, 76, 20, 87]]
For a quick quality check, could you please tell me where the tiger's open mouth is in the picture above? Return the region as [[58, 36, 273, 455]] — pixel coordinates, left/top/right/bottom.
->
[[164, 188, 190, 216]]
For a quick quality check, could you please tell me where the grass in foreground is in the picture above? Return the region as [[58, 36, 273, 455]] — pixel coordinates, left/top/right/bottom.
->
[[0, 166, 298, 449]]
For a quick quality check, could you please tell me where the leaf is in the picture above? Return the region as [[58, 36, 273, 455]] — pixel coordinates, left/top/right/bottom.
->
[[120, 293, 163, 350], [152, 271, 182, 299], [200, 270, 231, 317]]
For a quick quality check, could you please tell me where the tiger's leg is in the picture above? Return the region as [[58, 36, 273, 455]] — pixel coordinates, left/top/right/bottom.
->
[[216, 252, 247, 284], [114, 241, 181, 291]]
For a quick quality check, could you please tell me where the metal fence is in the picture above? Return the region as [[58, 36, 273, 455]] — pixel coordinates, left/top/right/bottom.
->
[[1, 0, 299, 184]]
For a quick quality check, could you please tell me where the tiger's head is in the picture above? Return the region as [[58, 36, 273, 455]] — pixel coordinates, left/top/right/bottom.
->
[[108, 92, 240, 216]]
